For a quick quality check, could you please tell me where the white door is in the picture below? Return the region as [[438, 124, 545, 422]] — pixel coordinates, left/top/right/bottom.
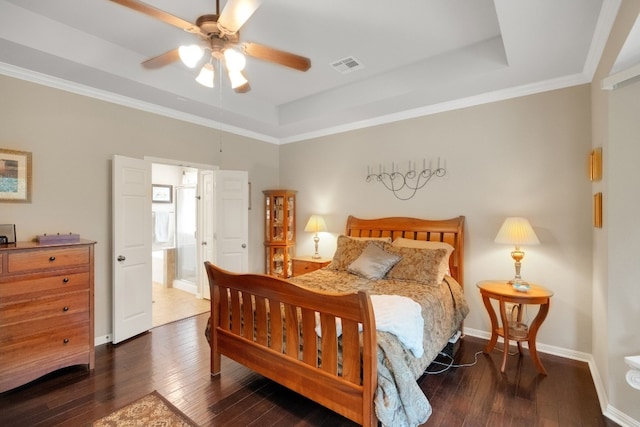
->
[[112, 155, 152, 344], [214, 170, 249, 274], [198, 170, 215, 299]]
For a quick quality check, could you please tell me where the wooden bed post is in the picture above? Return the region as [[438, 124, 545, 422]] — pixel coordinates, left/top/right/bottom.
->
[[205, 261, 221, 376], [358, 291, 378, 427]]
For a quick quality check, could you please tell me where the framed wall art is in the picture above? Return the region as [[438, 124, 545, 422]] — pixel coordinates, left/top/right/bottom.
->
[[0, 149, 32, 203], [588, 147, 602, 182], [152, 184, 173, 203], [593, 192, 603, 228]]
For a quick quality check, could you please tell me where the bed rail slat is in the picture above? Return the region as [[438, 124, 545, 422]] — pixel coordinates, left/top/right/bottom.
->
[[319, 313, 338, 374], [285, 304, 299, 357], [301, 308, 317, 366], [255, 296, 268, 346], [242, 293, 253, 338], [268, 299, 283, 351], [342, 319, 360, 383]]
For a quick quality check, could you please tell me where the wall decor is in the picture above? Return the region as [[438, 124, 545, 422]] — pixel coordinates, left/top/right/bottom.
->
[[0, 149, 32, 203], [0, 224, 17, 244], [593, 192, 603, 228], [152, 184, 173, 203], [366, 158, 446, 200], [589, 147, 602, 182]]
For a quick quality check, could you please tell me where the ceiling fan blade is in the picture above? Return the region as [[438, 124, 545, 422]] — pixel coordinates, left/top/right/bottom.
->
[[108, 0, 203, 36], [142, 48, 180, 69], [242, 43, 311, 72], [234, 82, 251, 93], [218, 0, 263, 35]]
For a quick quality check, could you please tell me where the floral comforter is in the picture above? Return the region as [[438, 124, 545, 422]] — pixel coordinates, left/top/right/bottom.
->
[[289, 269, 469, 427]]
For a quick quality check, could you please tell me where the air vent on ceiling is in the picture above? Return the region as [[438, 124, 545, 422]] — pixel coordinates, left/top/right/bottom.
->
[[330, 56, 364, 74]]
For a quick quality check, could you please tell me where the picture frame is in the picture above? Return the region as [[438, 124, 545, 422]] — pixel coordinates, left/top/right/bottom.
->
[[588, 147, 602, 182], [152, 184, 173, 203], [593, 192, 603, 228], [0, 224, 16, 244], [0, 149, 32, 203]]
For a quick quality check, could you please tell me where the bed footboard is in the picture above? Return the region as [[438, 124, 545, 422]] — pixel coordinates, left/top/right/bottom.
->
[[204, 262, 378, 426]]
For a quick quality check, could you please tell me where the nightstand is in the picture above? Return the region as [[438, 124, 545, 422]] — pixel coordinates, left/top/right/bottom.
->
[[292, 256, 331, 276], [477, 280, 554, 375]]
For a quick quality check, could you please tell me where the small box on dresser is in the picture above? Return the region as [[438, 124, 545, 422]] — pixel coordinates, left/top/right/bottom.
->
[[0, 239, 96, 393]]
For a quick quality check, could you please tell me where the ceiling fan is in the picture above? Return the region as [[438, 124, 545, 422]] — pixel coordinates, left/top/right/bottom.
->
[[108, 0, 311, 93]]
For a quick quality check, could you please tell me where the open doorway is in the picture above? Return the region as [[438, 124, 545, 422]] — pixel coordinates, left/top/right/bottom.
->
[[151, 163, 209, 328]]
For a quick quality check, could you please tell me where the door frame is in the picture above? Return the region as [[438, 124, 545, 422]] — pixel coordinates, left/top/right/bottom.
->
[[146, 156, 218, 299]]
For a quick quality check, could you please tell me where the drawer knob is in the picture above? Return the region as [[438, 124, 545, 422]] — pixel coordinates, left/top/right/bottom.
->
[[49, 256, 56, 262], [63, 306, 69, 312], [63, 338, 69, 344], [63, 277, 70, 283]]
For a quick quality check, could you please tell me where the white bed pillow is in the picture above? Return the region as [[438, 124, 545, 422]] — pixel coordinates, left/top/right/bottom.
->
[[391, 238, 454, 283], [347, 243, 402, 280]]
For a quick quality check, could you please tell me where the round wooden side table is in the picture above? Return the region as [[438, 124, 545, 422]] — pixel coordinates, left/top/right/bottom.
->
[[476, 280, 554, 375]]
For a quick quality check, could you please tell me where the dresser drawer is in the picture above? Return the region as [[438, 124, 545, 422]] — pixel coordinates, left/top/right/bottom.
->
[[7, 246, 91, 274], [0, 310, 89, 342], [0, 320, 90, 373], [292, 258, 331, 276], [0, 290, 89, 326], [0, 271, 90, 302]]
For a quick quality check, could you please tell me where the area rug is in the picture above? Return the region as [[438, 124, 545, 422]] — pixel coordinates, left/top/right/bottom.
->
[[92, 390, 198, 426]]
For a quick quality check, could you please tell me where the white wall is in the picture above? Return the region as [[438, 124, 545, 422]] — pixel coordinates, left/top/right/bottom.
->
[[280, 85, 593, 353], [590, 1, 640, 424], [608, 79, 640, 421], [0, 75, 280, 340]]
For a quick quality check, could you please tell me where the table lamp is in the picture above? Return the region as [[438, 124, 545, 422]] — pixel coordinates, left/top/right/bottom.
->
[[304, 215, 327, 259], [494, 217, 540, 286]]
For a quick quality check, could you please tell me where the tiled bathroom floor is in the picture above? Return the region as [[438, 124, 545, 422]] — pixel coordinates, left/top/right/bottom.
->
[[152, 282, 210, 328]]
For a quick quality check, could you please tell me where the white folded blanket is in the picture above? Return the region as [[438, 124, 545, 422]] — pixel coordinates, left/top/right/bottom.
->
[[315, 294, 424, 358]]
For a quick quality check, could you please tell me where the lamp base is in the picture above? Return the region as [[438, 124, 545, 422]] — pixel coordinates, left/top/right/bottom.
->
[[311, 253, 321, 259]]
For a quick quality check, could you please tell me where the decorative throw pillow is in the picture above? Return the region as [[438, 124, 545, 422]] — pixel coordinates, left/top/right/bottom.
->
[[385, 247, 447, 285], [327, 235, 388, 271], [392, 238, 454, 282], [347, 243, 402, 280]]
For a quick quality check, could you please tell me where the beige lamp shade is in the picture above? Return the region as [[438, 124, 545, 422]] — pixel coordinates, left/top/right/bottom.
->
[[494, 217, 540, 247], [304, 215, 327, 233], [495, 217, 539, 286]]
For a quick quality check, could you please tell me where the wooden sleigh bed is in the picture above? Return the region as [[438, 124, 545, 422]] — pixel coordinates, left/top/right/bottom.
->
[[204, 215, 467, 426]]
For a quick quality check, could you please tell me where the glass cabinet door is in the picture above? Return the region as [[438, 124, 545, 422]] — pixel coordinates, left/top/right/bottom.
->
[[263, 190, 297, 277], [265, 245, 294, 278]]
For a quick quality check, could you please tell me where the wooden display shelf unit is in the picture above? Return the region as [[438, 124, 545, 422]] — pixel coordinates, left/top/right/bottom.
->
[[263, 190, 297, 278]]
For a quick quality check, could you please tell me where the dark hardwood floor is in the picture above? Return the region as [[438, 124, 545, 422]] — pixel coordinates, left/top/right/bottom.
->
[[0, 313, 617, 426]]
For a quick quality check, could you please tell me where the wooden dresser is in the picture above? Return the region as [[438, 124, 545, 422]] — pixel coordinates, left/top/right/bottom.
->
[[0, 240, 95, 393]]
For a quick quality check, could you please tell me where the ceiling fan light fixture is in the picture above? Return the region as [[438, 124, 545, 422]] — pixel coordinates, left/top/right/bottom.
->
[[179, 44, 204, 68], [224, 48, 246, 71], [195, 63, 215, 88], [228, 70, 248, 89]]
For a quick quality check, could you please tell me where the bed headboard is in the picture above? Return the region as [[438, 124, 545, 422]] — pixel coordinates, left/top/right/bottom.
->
[[345, 215, 465, 288]]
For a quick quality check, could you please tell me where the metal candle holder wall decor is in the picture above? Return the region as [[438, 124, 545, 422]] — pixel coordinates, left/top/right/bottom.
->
[[366, 158, 446, 200]]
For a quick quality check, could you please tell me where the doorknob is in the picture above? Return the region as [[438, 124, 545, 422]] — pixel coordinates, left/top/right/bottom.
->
[[117, 255, 126, 262], [241, 243, 247, 248]]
